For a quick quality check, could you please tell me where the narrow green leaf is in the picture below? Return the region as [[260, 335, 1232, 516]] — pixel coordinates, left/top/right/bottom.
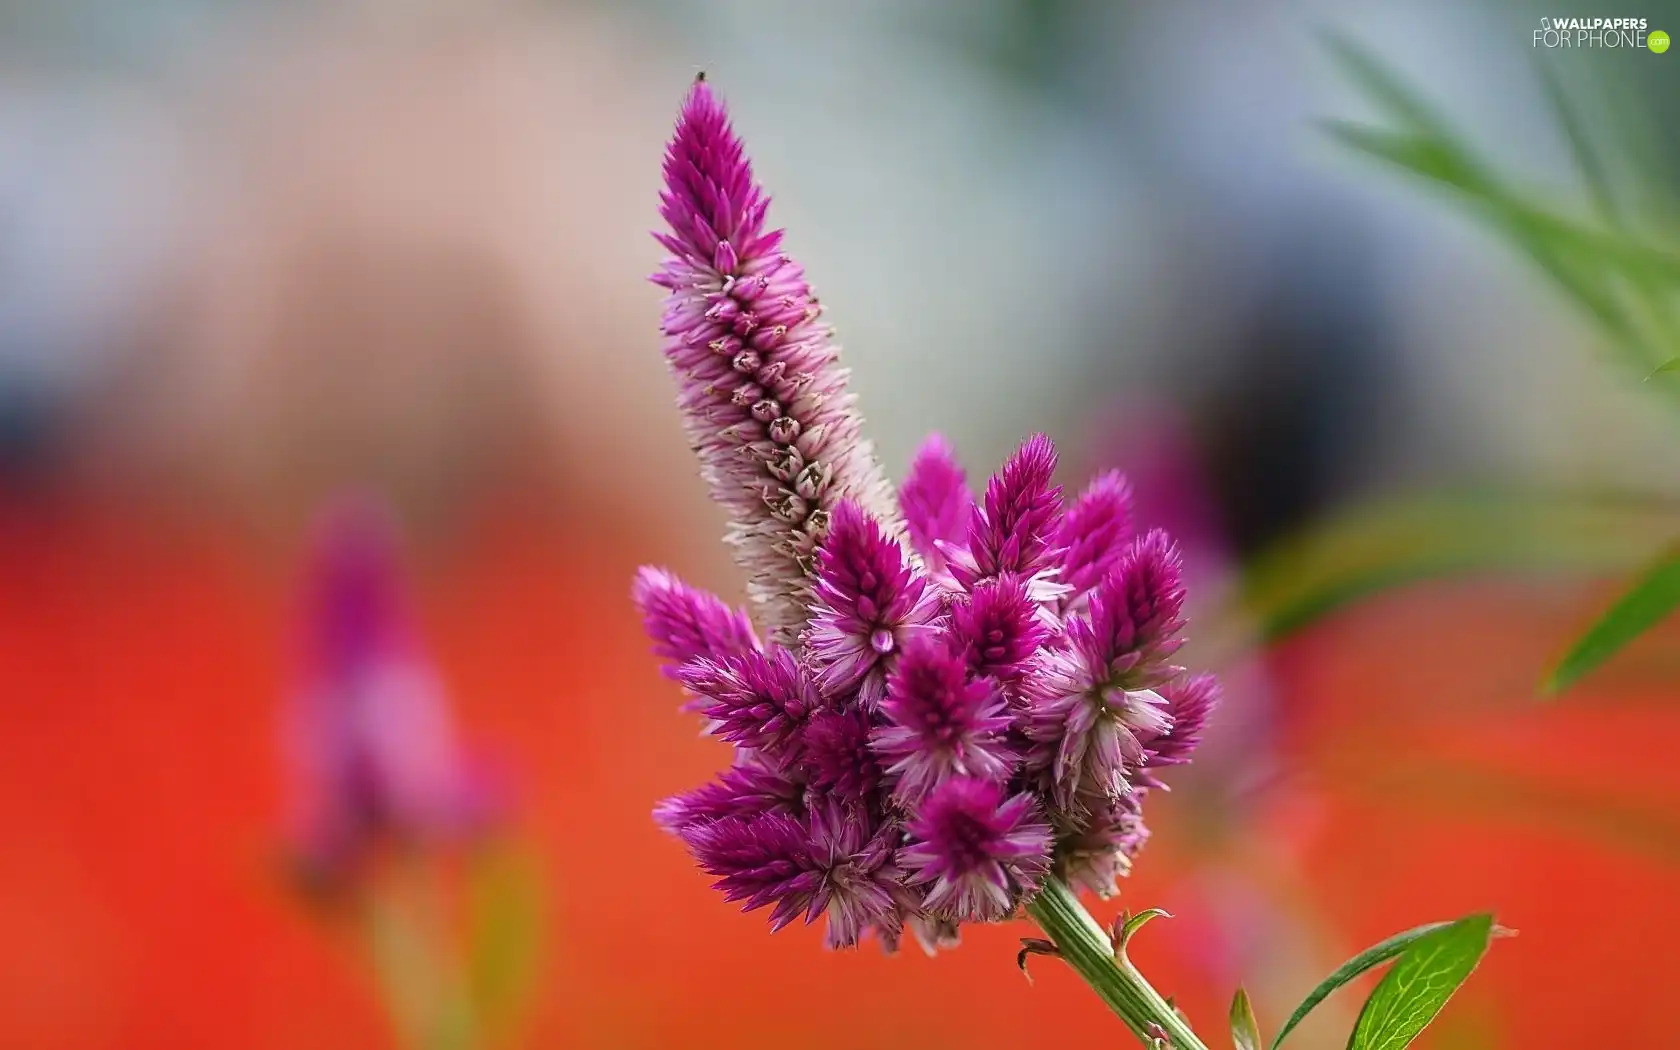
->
[[1536, 62, 1618, 224], [1346, 914, 1495, 1050], [1648, 357, 1680, 378], [1230, 987, 1262, 1050], [1544, 543, 1680, 694], [1325, 34, 1680, 391], [1235, 491, 1675, 643], [1320, 32, 1452, 138], [1270, 921, 1449, 1049], [1116, 907, 1172, 954]]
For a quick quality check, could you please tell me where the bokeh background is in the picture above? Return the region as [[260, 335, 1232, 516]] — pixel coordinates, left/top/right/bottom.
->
[[3, 0, 1679, 1047]]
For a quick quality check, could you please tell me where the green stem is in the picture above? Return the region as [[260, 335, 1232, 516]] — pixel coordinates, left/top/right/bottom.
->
[[1025, 877, 1210, 1050]]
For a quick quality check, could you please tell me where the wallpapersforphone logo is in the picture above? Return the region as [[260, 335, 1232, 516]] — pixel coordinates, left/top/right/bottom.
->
[[1533, 17, 1668, 51]]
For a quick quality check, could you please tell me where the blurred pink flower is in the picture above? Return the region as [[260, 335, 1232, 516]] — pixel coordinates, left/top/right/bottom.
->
[[282, 496, 494, 890]]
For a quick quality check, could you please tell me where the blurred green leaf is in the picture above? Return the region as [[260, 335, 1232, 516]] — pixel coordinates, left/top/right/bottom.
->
[[465, 847, 546, 1037], [1320, 32, 1455, 139], [1231, 987, 1262, 1050], [1536, 61, 1618, 224], [1235, 491, 1675, 642], [1326, 34, 1680, 388], [1544, 543, 1680, 694], [1270, 921, 1449, 1049], [1346, 915, 1494, 1050]]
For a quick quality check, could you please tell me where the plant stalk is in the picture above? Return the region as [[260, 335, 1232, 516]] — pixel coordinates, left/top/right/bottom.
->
[[1025, 877, 1209, 1050]]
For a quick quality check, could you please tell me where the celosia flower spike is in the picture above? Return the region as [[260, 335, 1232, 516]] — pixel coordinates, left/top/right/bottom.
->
[[950, 576, 1050, 681], [652, 78, 896, 643], [679, 803, 903, 949], [947, 434, 1066, 600], [1088, 529, 1189, 688], [1023, 531, 1188, 809], [1145, 673, 1220, 768], [902, 777, 1052, 922], [872, 638, 1015, 804], [1054, 793, 1150, 899], [899, 433, 974, 574], [805, 501, 941, 708], [644, 81, 1220, 956], [800, 706, 886, 802], [632, 566, 760, 679], [677, 646, 822, 764], [1054, 471, 1133, 615], [652, 762, 804, 832]]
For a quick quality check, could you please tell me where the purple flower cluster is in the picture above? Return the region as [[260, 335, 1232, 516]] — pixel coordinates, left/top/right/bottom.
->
[[643, 80, 1217, 952]]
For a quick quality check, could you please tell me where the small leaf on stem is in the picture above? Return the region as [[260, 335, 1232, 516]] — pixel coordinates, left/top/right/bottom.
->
[[1111, 907, 1173, 962], [1230, 987, 1262, 1050]]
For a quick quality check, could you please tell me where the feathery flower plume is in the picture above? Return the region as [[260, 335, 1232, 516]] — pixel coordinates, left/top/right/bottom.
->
[[900, 433, 974, 574], [945, 434, 1065, 599], [902, 777, 1053, 922], [1023, 532, 1187, 809], [1054, 793, 1150, 899], [1055, 471, 1133, 615], [632, 566, 760, 678], [643, 80, 1216, 963], [283, 498, 492, 890], [873, 638, 1015, 804], [652, 762, 805, 832], [651, 78, 896, 643], [679, 802, 903, 949], [805, 500, 941, 708], [677, 646, 822, 764], [801, 706, 886, 801], [950, 576, 1050, 681], [1146, 672, 1220, 769]]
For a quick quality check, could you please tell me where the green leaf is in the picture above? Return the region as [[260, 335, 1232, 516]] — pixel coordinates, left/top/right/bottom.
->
[[1270, 921, 1450, 1049], [1346, 914, 1495, 1050], [465, 847, 546, 1036], [1234, 491, 1675, 642], [1230, 987, 1262, 1050], [1544, 543, 1680, 694], [1114, 907, 1172, 958], [1325, 34, 1680, 391], [1535, 61, 1618, 224], [1320, 31, 1454, 139], [1648, 357, 1680, 378]]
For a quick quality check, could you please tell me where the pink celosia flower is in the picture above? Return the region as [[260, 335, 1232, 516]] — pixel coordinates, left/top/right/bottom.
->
[[872, 638, 1015, 804], [643, 80, 1217, 952], [631, 566, 761, 678], [804, 500, 941, 709], [943, 434, 1066, 602], [679, 801, 903, 949], [950, 575, 1050, 681], [652, 762, 804, 832], [1055, 793, 1150, 899], [1024, 531, 1186, 809], [677, 645, 822, 765], [1054, 471, 1133, 616], [902, 777, 1053, 922], [900, 433, 974, 576], [651, 78, 897, 644]]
